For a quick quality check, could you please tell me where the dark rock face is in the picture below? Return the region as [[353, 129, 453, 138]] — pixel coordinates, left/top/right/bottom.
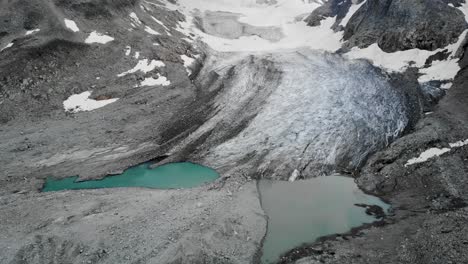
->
[[305, 0, 363, 29], [343, 0, 467, 52]]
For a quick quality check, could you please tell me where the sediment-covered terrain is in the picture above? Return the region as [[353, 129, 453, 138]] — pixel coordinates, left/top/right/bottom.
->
[[1, 0, 467, 263]]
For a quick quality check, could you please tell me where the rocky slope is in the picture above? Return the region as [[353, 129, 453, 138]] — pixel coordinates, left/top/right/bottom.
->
[[1, 0, 468, 264]]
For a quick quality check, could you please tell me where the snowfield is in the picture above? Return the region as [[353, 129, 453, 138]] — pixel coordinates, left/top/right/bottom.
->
[[169, 0, 467, 85]]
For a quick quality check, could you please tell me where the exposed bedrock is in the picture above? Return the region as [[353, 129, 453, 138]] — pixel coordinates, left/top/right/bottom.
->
[[305, 0, 365, 30], [306, 0, 468, 52], [343, 0, 468, 52], [169, 49, 423, 180]]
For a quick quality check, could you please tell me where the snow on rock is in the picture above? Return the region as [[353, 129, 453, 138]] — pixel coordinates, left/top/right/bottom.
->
[[405, 138, 468, 166], [449, 139, 468, 148], [405, 148, 451, 166], [138, 74, 171, 87], [25, 29, 40, 36], [418, 30, 467, 83], [346, 30, 468, 84], [63, 91, 118, 113], [125, 46, 132, 56], [0, 43, 13, 51], [151, 16, 171, 31], [180, 55, 195, 74], [117, 59, 165, 77], [134, 51, 140, 59], [144, 26, 160, 35], [64, 19, 80, 32], [441, 82, 453, 89], [130, 12, 142, 27], [339, 0, 367, 27], [85, 31, 114, 44], [288, 169, 300, 182]]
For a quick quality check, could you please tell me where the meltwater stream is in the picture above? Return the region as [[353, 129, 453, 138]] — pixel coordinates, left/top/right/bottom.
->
[[258, 176, 390, 264]]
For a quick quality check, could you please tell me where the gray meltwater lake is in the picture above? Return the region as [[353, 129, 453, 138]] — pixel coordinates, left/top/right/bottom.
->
[[259, 175, 390, 264], [42, 162, 220, 192]]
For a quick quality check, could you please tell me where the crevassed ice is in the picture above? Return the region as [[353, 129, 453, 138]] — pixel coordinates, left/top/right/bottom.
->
[[177, 50, 410, 177]]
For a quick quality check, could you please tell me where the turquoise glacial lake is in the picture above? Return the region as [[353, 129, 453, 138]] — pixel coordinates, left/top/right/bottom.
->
[[42, 162, 219, 192]]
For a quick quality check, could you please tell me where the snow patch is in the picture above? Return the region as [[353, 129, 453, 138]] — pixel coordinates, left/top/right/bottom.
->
[[180, 55, 195, 75], [144, 26, 160, 35], [117, 59, 165, 77], [449, 139, 468, 148], [0, 43, 13, 51], [130, 12, 142, 27], [288, 169, 300, 182], [85, 31, 114, 44], [64, 19, 80, 32], [406, 138, 468, 166], [134, 51, 140, 59], [63, 91, 118, 113], [25, 29, 40, 36], [138, 74, 171, 87], [125, 46, 132, 56], [151, 16, 171, 31], [405, 148, 451, 166], [346, 30, 468, 84], [339, 0, 366, 27], [441, 82, 452, 89]]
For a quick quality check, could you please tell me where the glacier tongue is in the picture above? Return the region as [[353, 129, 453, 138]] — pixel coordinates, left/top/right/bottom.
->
[[174, 48, 412, 179]]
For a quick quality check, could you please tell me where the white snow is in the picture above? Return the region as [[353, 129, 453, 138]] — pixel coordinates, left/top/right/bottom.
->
[[134, 51, 140, 59], [449, 139, 468, 148], [288, 169, 300, 182], [138, 74, 171, 86], [339, 0, 366, 27], [117, 59, 165, 77], [0, 43, 13, 51], [346, 30, 468, 83], [406, 138, 468, 166], [174, 0, 343, 52], [85, 31, 114, 44], [405, 148, 451, 166], [458, 2, 468, 20], [125, 46, 132, 56], [63, 91, 118, 113], [144, 26, 160, 35], [64, 19, 80, 32], [130, 12, 142, 27], [25, 29, 40, 36], [151, 16, 171, 31], [441, 82, 453, 89], [344, 0, 468, 84], [180, 55, 195, 74]]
